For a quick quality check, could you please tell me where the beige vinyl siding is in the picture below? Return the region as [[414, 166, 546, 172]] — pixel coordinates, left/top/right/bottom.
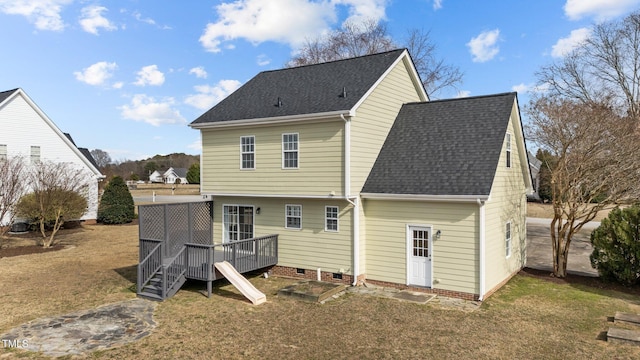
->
[[212, 196, 354, 275], [484, 103, 528, 291], [363, 199, 479, 294], [201, 120, 344, 196], [350, 58, 425, 194]]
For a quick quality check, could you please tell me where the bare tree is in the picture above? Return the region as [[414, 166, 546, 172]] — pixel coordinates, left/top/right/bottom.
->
[[90, 149, 112, 169], [0, 156, 28, 237], [526, 96, 640, 277], [288, 19, 462, 98], [15, 161, 92, 248], [538, 11, 640, 119]]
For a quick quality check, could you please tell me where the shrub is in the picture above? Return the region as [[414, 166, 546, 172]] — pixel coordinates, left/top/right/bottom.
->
[[98, 176, 135, 224], [187, 163, 200, 184], [590, 205, 640, 285]]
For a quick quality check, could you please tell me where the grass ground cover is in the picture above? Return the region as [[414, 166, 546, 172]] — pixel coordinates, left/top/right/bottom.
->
[[1, 225, 639, 359]]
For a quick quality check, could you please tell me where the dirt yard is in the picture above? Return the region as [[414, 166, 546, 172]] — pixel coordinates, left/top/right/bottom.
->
[[1, 225, 639, 359]]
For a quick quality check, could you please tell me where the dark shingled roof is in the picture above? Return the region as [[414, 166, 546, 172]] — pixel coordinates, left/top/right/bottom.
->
[[0, 88, 18, 104], [362, 92, 518, 196], [191, 49, 407, 124]]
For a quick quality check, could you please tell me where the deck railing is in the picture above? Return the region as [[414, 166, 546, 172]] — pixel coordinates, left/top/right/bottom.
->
[[138, 239, 162, 292], [163, 247, 187, 298]]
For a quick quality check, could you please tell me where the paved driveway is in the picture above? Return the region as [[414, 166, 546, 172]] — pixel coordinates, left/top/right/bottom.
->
[[526, 217, 600, 277]]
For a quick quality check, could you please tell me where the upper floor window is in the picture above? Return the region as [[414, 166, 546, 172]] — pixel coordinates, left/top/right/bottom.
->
[[505, 221, 512, 258], [30, 146, 40, 164], [325, 206, 339, 232], [240, 136, 255, 169], [0, 144, 6, 161], [285, 204, 302, 229], [282, 133, 299, 169], [505, 133, 512, 168]]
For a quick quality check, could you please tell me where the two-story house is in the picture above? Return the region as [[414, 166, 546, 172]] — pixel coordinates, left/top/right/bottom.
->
[[189, 49, 532, 300], [0, 88, 104, 226]]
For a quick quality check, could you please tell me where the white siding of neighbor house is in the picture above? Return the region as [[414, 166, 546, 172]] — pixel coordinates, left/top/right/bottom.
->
[[483, 101, 528, 292], [0, 91, 102, 224], [363, 199, 479, 295], [212, 196, 354, 275]]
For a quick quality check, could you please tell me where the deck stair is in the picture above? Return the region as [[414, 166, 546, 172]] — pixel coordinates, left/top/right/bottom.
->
[[607, 312, 640, 346]]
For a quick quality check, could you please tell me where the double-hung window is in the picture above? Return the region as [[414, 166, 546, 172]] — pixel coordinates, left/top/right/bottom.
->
[[30, 146, 40, 164], [505, 133, 512, 168], [505, 221, 512, 258], [282, 133, 299, 169], [240, 136, 255, 169], [325, 206, 339, 232], [285, 204, 302, 229], [0, 144, 6, 161]]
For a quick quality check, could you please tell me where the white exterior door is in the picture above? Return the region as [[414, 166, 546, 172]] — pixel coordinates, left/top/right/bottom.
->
[[408, 225, 432, 287]]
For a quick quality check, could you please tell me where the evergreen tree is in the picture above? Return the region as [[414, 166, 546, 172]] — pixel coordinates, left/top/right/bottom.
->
[[98, 176, 135, 224], [590, 205, 640, 285], [187, 163, 200, 184]]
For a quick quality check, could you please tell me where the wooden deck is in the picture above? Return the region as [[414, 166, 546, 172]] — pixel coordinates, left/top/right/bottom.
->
[[136, 200, 278, 301]]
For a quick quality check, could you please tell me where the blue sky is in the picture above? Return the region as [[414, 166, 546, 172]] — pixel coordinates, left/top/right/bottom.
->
[[1, 0, 639, 161]]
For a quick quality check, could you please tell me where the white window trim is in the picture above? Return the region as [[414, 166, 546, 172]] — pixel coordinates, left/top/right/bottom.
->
[[325, 206, 339, 232], [285, 204, 302, 230], [30, 145, 41, 164], [505, 221, 512, 258], [240, 135, 255, 170], [0, 144, 6, 161], [505, 132, 512, 169], [222, 204, 255, 242], [282, 132, 299, 169]]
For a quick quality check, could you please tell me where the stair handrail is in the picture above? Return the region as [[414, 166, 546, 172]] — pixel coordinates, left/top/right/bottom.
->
[[163, 245, 187, 297], [138, 240, 163, 294]]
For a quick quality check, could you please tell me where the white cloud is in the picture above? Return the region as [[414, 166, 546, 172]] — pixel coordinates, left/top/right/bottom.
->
[[112, 81, 124, 89], [134, 65, 165, 86], [456, 90, 470, 98], [257, 54, 271, 66], [433, 0, 443, 10], [511, 83, 530, 93], [133, 11, 155, 25], [551, 27, 591, 57], [467, 29, 500, 63], [0, 0, 72, 31], [564, 0, 640, 21], [189, 66, 208, 79], [119, 94, 186, 126], [79, 5, 116, 35], [199, 0, 388, 53], [184, 80, 242, 110], [187, 137, 202, 152], [74, 61, 118, 86]]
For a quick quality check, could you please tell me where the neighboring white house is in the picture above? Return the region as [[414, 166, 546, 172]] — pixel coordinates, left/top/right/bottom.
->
[[0, 88, 104, 225], [149, 170, 163, 183], [163, 167, 188, 184]]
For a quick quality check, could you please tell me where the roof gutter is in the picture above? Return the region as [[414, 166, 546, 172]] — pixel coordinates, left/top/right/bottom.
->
[[360, 193, 490, 203], [189, 110, 353, 129]]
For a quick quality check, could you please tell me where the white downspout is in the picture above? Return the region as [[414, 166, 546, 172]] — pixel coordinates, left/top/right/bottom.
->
[[341, 114, 359, 286], [477, 198, 486, 301]]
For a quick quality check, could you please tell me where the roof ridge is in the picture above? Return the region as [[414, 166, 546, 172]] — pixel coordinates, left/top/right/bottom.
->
[[262, 48, 406, 74], [404, 92, 516, 106]]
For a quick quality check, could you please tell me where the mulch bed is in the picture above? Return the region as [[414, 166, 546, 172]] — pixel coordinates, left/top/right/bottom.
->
[[0, 244, 65, 258], [520, 267, 640, 296]]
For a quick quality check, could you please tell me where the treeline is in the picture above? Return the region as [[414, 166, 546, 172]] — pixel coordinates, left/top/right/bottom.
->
[[98, 153, 199, 182]]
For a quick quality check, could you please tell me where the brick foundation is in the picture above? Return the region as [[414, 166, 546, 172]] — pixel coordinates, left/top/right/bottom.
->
[[270, 266, 487, 301]]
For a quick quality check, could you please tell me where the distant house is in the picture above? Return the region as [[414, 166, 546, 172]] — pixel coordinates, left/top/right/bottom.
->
[[527, 151, 542, 201], [187, 49, 533, 300], [149, 170, 163, 183], [0, 88, 104, 225], [163, 167, 188, 184]]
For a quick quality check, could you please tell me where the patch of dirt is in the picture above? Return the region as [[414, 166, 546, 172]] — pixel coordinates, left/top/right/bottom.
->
[[520, 267, 640, 296], [0, 244, 65, 258]]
